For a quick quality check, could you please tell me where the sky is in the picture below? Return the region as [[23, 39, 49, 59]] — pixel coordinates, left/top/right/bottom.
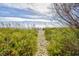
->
[[0, 3, 51, 20], [0, 3, 64, 27], [3, 3, 51, 15]]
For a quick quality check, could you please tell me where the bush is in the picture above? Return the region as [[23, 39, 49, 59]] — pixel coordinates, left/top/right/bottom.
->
[[0, 28, 37, 56], [45, 28, 79, 56]]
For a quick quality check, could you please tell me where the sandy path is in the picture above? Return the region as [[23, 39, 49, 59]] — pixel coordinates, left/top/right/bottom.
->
[[35, 29, 48, 56]]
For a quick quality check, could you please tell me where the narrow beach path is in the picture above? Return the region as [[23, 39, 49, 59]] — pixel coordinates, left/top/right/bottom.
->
[[35, 28, 48, 56]]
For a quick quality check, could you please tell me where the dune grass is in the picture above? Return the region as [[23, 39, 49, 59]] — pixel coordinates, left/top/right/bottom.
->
[[0, 28, 37, 56], [45, 28, 79, 56]]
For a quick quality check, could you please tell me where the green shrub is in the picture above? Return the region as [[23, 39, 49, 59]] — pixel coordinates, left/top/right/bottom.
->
[[45, 28, 79, 56], [0, 28, 37, 56]]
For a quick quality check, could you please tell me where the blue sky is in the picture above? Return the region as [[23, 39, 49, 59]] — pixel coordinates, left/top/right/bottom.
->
[[71, 6, 79, 18], [0, 3, 67, 27], [0, 4, 50, 20]]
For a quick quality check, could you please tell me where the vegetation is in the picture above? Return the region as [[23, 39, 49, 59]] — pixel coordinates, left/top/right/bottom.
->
[[45, 28, 79, 56], [0, 28, 37, 56]]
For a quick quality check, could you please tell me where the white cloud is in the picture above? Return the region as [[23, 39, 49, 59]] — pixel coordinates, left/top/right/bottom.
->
[[0, 17, 51, 22], [3, 3, 51, 16]]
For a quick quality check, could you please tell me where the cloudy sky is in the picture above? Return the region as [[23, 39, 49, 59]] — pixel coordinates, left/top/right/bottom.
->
[[0, 3, 63, 27], [0, 3, 52, 20], [3, 3, 51, 15], [0, 3, 78, 27]]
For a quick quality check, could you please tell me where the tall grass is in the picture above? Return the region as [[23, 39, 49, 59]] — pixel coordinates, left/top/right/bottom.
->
[[0, 28, 37, 56], [45, 28, 79, 56]]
